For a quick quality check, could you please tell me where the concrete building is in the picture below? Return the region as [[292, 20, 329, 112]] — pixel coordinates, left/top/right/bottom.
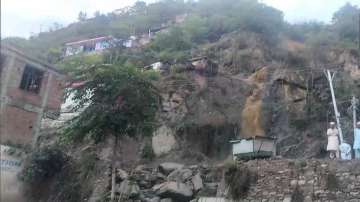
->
[[0, 45, 65, 146], [64, 36, 118, 56]]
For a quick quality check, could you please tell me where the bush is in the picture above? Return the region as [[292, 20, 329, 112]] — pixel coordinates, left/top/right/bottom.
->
[[141, 141, 155, 160], [79, 152, 97, 180], [21, 146, 68, 184], [224, 163, 255, 199], [291, 186, 304, 202], [50, 163, 82, 202], [327, 172, 339, 191]]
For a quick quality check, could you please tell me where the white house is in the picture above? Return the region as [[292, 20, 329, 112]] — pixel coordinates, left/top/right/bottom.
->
[[65, 36, 117, 56]]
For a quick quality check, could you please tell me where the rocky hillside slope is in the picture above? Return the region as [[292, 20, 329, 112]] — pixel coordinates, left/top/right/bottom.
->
[[34, 30, 360, 202], [149, 32, 360, 161]]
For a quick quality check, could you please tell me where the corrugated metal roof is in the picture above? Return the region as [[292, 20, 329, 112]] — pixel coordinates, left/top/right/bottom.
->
[[230, 136, 276, 143]]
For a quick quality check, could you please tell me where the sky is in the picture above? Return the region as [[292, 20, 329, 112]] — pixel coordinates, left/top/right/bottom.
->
[[2, 0, 360, 38]]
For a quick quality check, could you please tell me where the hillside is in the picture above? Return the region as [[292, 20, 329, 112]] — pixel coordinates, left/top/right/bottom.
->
[[6, 0, 360, 202]]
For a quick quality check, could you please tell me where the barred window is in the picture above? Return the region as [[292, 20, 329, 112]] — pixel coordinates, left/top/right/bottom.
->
[[19, 65, 44, 94]]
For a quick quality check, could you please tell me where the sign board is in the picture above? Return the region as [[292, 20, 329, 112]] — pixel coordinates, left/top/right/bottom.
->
[[1, 145, 25, 202]]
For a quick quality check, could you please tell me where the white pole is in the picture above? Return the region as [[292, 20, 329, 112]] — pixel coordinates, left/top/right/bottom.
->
[[353, 96, 357, 137], [325, 70, 344, 143]]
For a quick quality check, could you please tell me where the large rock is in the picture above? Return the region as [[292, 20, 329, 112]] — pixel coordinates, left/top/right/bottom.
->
[[159, 163, 184, 175], [191, 173, 203, 192], [118, 180, 140, 198], [160, 199, 173, 202], [152, 126, 177, 156], [168, 169, 193, 182], [153, 182, 193, 202], [117, 168, 129, 180], [146, 197, 160, 202]]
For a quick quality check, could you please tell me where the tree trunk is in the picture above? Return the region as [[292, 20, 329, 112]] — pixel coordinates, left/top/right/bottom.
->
[[110, 135, 118, 201]]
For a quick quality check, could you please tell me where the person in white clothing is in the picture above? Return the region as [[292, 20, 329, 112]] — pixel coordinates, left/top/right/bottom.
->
[[327, 122, 340, 159]]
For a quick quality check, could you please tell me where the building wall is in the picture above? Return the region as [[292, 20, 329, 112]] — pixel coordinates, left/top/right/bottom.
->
[[1, 106, 37, 145], [6, 58, 45, 107], [0, 145, 25, 202], [3, 55, 64, 110], [0, 47, 64, 146], [46, 75, 64, 111]]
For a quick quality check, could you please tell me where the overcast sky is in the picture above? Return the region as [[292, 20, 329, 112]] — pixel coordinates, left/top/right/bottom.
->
[[2, 0, 360, 38]]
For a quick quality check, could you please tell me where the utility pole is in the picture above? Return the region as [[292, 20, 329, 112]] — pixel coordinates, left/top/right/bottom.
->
[[324, 70, 344, 144], [358, 13, 360, 68], [353, 96, 358, 136]]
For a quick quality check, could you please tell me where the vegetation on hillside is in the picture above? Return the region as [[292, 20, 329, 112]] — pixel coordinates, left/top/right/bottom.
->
[[4, 0, 358, 65]]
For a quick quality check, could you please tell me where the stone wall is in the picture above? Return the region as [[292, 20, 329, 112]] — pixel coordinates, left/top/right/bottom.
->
[[110, 159, 360, 202], [236, 159, 360, 202]]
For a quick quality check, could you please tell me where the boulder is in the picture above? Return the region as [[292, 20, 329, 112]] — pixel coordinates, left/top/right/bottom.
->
[[157, 172, 167, 181], [191, 173, 203, 192], [117, 168, 129, 180], [159, 163, 184, 175], [160, 199, 173, 202], [118, 180, 140, 198], [148, 197, 161, 202], [168, 169, 193, 182], [152, 126, 177, 156], [198, 183, 218, 196], [153, 182, 193, 202]]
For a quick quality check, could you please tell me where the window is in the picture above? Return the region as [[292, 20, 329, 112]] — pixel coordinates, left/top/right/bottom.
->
[[20, 65, 44, 94], [83, 44, 96, 52]]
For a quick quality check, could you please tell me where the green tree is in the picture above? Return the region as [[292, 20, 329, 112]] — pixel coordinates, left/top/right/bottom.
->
[[63, 64, 160, 201], [78, 11, 87, 22], [63, 64, 160, 142], [285, 21, 326, 42], [182, 14, 209, 43], [93, 10, 101, 18], [148, 26, 192, 62], [332, 3, 359, 43]]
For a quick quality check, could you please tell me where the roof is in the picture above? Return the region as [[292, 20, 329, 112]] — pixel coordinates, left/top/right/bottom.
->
[[230, 136, 277, 143], [1, 44, 64, 75], [65, 81, 87, 88], [190, 56, 208, 62], [150, 26, 169, 33], [65, 36, 114, 46]]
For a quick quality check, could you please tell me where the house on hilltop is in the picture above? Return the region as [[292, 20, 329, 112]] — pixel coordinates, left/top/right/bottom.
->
[[0, 45, 66, 146], [64, 36, 119, 56]]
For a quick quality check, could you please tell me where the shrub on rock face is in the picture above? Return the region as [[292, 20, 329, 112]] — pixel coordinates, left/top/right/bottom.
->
[[20, 146, 67, 185], [224, 163, 255, 200], [326, 171, 339, 191], [142, 141, 155, 160], [291, 186, 304, 202]]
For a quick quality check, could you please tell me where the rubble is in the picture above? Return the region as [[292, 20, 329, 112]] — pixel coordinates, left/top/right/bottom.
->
[[159, 163, 185, 175], [105, 160, 360, 202]]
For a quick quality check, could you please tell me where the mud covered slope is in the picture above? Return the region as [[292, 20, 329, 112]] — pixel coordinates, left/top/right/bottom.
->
[[153, 32, 360, 159]]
